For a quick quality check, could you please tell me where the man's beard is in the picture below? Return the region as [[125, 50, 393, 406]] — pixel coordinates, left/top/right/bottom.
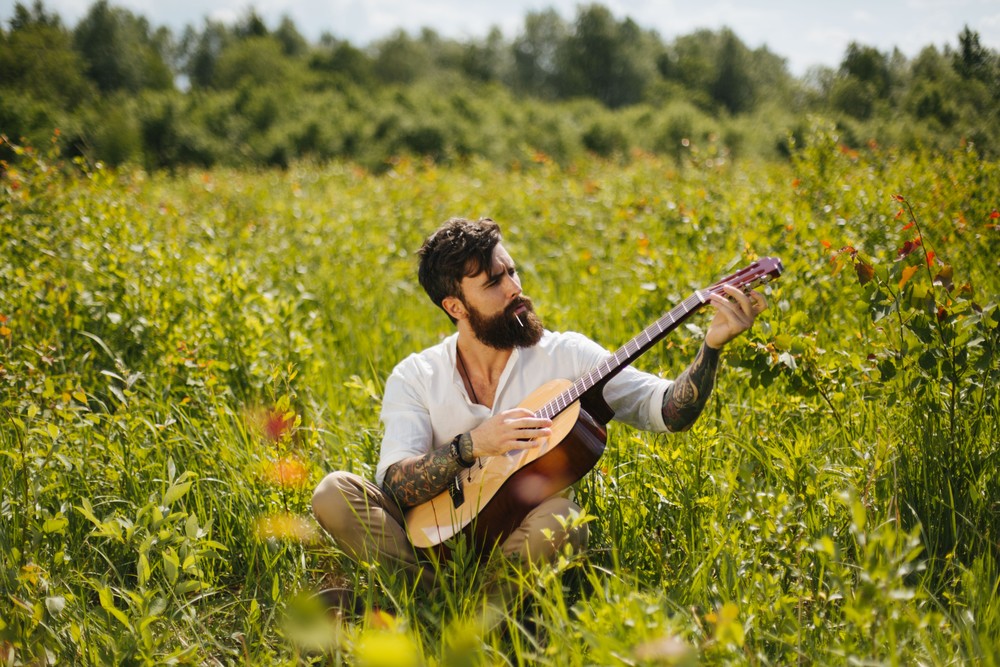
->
[[465, 296, 545, 350]]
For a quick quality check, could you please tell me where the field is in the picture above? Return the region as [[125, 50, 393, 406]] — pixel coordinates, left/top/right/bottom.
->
[[2, 123, 998, 665]]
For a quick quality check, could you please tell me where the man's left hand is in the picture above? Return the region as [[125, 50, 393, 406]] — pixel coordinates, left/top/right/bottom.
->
[[704, 284, 768, 349]]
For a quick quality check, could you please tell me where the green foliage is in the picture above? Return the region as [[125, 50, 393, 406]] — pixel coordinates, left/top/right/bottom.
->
[[3, 3, 999, 169], [1, 109, 999, 665]]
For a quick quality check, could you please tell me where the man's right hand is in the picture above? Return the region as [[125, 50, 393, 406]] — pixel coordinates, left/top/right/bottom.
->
[[469, 408, 552, 457]]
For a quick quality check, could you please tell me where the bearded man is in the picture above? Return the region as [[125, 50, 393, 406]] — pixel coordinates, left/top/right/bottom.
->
[[312, 217, 766, 589]]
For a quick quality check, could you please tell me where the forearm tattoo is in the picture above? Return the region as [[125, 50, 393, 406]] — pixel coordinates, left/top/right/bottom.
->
[[382, 437, 466, 508], [662, 343, 720, 432]]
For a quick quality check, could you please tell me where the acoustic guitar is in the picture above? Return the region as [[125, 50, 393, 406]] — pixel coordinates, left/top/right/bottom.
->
[[404, 257, 784, 550]]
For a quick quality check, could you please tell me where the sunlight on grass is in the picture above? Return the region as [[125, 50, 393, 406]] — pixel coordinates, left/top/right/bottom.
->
[[1, 127, 998, 664]]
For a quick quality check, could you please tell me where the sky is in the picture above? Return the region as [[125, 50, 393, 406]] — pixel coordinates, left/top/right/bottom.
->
[[3, 0, 999, 76]]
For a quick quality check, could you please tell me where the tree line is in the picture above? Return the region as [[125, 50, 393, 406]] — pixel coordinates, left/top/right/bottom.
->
[[2, 0, 998, 169]]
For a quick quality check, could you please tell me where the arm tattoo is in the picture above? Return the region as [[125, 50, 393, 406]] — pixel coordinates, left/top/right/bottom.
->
[[662, 343, 720, 432], [382, 438, 465, 509]]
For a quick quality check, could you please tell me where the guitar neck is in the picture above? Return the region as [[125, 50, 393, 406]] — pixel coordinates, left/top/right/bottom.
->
[[534, 255, 783, 421], [536, 290, 708, 420]]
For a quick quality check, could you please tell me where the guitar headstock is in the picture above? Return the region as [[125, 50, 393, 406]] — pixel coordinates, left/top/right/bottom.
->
[[709, 257, 783, 293]]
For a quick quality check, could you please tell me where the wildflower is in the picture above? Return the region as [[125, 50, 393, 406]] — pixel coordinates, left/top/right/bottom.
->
[[263, 456, 310, 488]]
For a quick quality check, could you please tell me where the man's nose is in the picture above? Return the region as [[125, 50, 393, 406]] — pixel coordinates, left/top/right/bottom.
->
[[504, 274, 522, 299]]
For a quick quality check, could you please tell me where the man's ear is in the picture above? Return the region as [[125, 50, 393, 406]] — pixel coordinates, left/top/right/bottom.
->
[[442, 295, 466, 321]]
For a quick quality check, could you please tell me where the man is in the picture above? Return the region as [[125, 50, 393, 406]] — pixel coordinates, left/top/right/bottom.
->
[[312, 217, 766, 588]]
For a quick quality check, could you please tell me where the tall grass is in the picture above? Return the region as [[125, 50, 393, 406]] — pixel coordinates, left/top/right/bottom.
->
[[1, 125, 998, 664]]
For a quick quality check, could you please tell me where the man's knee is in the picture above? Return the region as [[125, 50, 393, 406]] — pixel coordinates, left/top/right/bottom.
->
[[514, 496, 589, 561], [312, 471, 362, 536]]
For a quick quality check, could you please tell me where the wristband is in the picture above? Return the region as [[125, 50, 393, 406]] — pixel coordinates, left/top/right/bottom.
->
[[451, 433, 474, 468]]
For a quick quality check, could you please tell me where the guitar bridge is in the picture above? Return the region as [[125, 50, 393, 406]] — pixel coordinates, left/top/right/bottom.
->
[[448, 475, 465, 508]]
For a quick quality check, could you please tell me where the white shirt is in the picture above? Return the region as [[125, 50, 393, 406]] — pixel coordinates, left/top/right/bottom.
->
[[375, 330, 672, 486]]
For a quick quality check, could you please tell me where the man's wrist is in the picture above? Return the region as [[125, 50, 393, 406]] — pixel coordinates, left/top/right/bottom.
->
[[451, 433, 475, 467]]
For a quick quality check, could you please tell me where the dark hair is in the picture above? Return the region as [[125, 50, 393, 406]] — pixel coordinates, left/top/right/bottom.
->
[[418, 217, 501, 321]]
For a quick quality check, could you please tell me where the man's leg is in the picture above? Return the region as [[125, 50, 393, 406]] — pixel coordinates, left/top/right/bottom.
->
[[311, 471, 433, 590], [500, 495, 589, 562]]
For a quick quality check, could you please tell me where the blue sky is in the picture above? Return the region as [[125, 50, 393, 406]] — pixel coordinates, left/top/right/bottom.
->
[[4, 0, 999, 75]]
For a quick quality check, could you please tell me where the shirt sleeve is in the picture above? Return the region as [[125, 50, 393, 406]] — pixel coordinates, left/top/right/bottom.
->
[[375, 360, 434, 487]]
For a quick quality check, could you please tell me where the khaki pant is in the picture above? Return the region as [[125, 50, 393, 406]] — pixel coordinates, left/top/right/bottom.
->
[[311, 471, 589, 590]]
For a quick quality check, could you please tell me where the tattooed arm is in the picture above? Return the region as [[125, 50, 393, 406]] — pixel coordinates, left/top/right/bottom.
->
[[661, 283, 767, 431], [661, 342, 720, 432], [382, 432, 473, 508], [382, 407, 552, 508]]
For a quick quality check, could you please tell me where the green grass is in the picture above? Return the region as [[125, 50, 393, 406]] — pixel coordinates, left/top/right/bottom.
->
[[1, 123, 998, 664]]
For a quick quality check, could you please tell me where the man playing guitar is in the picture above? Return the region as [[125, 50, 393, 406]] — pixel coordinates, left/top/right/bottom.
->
[[312, 217, 768, 590]]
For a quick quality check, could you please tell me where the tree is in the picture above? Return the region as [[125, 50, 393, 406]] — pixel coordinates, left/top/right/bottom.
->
[[555, 5, 657, 108], [953, 26, 992, 83], [831, 42, 891, 118], [710, 28, 754, 114], [371, 30, 431, 85], [459, 27, 508, 83], [179, 20, 232, 89], [212, 36, 300, 89], [0, 1, 92, 107], [273, 15, 307, 57], [73, 0, 173, 93], [309, 36, 374, 87], [510, 9, 567, 99]]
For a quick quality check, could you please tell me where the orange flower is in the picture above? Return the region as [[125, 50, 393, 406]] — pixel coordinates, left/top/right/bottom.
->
[[263, 456, 309, 488]]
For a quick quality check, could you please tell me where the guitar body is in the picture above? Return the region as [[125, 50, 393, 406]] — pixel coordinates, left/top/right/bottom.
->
[[404, 380, 607, 549], [402, 256, 783, 551]]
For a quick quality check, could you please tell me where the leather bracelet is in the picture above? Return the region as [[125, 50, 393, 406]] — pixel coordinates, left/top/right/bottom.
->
[[451, 433, 474, 468]]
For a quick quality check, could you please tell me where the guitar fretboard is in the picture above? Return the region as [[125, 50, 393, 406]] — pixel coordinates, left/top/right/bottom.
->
[[534, 256, 782, 421], [536, 290, 708, 420]]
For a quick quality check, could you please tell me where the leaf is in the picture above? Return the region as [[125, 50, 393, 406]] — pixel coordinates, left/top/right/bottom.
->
[[163, 550, 179, 584], [855, 260, 875, 285], [163, 480, 193, 506], [42, 516, 68, 534], [898, 265, 920, 290], [45, 596, 66, 616], [138, 552, 150, 588], [98, 587, 130, 629], [934, 265, 954, 292], [174, 580, 203, 595], [185, 513, 200, 540]]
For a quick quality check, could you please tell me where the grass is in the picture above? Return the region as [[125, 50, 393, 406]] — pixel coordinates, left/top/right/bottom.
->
[[1, 123, 998, 664]]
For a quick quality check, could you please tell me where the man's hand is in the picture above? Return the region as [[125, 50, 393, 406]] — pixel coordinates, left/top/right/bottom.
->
[[469, 408, 552, 457], [704, 284, 768, 350]]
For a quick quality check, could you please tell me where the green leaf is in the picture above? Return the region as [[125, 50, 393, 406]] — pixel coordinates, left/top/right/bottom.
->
[[163, 480, 193, 506], [185, 513, 200, 540], [138, 552, 150, 588], [98, 586, 131, 629], [163, 549, 179, 585], [175, 580, 203, 595], [43, 516, 68, 534]]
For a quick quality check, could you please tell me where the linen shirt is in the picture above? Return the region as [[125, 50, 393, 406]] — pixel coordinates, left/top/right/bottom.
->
[[375, 329, 672, 486]]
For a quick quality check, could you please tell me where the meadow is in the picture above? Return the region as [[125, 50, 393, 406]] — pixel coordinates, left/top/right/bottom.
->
[[1, 121, 998, 665]]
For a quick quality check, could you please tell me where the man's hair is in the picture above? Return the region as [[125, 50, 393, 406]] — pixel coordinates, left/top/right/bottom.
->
[[418, 217, 501, 320]]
